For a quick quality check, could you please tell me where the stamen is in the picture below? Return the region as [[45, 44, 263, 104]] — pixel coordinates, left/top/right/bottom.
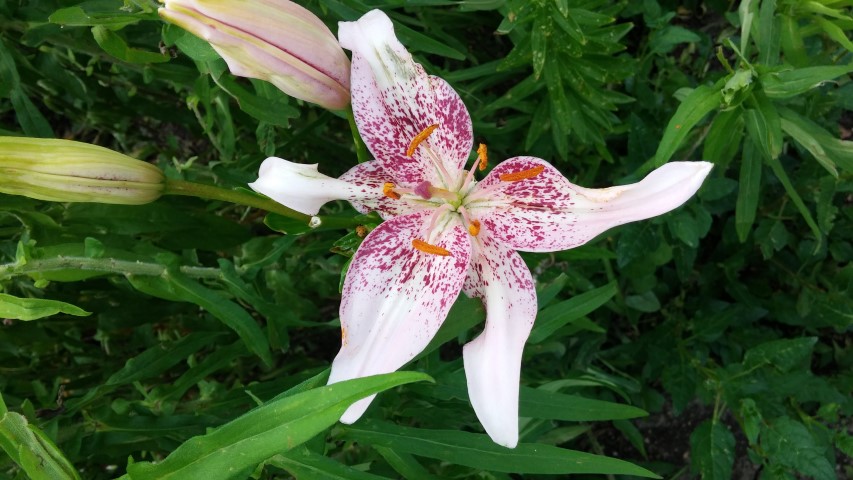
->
[[406, 123, 439, 157], [468, 220, 481, 237], [412, 238, 451, 256], [383, 182, 401, 200], [477, 143, 488, 171], [457, 205, 481, 237], [499, 164, 545, 182]]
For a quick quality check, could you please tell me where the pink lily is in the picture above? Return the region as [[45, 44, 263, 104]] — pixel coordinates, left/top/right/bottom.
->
[[250, 10, 712, 448]]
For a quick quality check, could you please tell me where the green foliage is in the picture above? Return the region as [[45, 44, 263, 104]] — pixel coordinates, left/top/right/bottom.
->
[[0, 0, 851, 479]]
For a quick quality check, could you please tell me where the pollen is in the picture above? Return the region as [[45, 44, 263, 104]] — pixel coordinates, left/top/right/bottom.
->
[[499, 164, 545, 182], [341, 326, 348, 346], [477, 143, 488, 171], [406, 123, 439, 157], [383, 182, 401, 200], [412, 238, 451, 256], [468, 219, 481, 237]]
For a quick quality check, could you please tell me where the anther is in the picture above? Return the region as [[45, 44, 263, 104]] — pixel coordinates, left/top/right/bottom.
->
[[412, 238, 451, 256], [468, 220, 481, 237], [499, 164, 545, 182], [383, 182, 401, 200], [406, 123, 439, 157], [477, 143, 488, 171]]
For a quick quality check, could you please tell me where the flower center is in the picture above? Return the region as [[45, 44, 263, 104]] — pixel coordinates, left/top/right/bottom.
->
[[385, 125, 544, 256]]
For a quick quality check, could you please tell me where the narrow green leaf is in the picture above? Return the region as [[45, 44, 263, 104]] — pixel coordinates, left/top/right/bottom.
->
[[779, 14, 807, 66], [10, 89, 54, 138], [779, 106, 853, 173], [765, 156, 823, 247], [374, 446, 441, 480], [0, 393, 80, 480], [49, 6, 140, 27], [815, 17, 853, 53], [126, 372, 432, 480], [343, 421, 659, 477], [0, 293, 90, 321], [91, 26, 169, 64], [654, 85, 722, 166], [270, 447, 394, 480], [739, 0, 758, 55], [528, 281, 617, 343], [106, 331, 225, 386], [165, 269, 273, 367], [762, 65, 853, 99], [780, 117, 837, 177], [756, 0, 780, 65], [735, 140, 762, 242], [744, 90, 783, 160], [690, 420, 735, 480]]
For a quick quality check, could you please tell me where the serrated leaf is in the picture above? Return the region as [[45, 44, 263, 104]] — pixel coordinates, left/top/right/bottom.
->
[[690, 420, 735, 480], [743, 337, 817, 373], [761, 417, 835, 480]]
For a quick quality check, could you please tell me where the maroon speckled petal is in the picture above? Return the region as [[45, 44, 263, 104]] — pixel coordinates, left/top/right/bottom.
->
[[339, 160, 426, 219], [462, 232, 536, 448], [468, 158, 712, 252], [328, 210, 471, 422], [339, 10, 472, 188]]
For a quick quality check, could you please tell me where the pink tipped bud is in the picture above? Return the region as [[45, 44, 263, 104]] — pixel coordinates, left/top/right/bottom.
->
[[159, 0, 351, 110]]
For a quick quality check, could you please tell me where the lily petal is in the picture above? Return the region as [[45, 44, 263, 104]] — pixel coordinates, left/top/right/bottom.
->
[[469, 158, 713, 252], [338, 10, 472, 187], [339, 160, 426, 219], [462, 233, 536, 448], [329, 210, 471, 422], [249, 157, 413, 216]]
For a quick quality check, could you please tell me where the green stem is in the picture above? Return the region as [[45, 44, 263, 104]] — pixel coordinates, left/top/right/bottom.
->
[[346, 106, 371, 163], [163, 179, 310, 222], [0, 256, 220, 280]]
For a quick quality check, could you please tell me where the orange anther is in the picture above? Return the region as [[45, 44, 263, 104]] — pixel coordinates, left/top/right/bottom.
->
[[382, 182, 401, 200], [477, 143, 488, 171], [412, 238, 451, 256], [406, 123, 439, 157], [468, 220, 481, 237], [499, 164, 545, 182], [341, 326, 348, 346]]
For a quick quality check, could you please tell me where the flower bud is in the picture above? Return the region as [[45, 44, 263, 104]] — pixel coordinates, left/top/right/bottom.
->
[[159, 0, 351, 110], [0, 137, 165, 205]]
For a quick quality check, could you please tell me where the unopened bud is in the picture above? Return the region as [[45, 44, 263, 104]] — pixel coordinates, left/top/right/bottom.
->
[[0, 137, 165, 205], [159, 0, 350, 110]]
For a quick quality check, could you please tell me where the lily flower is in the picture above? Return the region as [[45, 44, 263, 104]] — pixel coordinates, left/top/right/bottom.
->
[[250, 10, 712, 448]]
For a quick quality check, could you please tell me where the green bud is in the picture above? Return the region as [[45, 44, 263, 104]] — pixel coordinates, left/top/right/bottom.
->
[[0, 137, 165, 205]]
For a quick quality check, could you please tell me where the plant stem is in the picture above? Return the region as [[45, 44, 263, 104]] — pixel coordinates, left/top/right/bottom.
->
[[163, 179, 310, 222], [0, 256, 220, 280]]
